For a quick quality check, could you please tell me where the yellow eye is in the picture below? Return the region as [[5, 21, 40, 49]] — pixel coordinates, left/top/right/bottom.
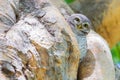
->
[[75, 18, 80, 22], [83, 22, 89, 28], [74, 17, 80, 23]]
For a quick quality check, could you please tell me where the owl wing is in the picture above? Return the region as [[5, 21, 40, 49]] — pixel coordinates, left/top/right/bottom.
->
[[77, 49, 95, 80], [77, 30, 115, 80]]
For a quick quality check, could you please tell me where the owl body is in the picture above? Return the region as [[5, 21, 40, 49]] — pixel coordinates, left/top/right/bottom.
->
[[71, 24, 87, 59], [67, 14, 90, 60]]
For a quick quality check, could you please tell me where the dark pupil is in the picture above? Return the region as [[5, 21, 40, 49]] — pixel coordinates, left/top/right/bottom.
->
[[75, 18, 80, 22], [83, 23, 88, 27]]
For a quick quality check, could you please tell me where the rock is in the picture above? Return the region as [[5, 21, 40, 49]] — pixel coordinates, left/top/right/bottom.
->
[[0, 0, 115, 80]]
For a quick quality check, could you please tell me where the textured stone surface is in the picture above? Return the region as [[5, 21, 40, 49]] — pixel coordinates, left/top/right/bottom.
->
[[0, 0, 19, 25], [0, 0, 115, 80], [0, 0, 80, 80]]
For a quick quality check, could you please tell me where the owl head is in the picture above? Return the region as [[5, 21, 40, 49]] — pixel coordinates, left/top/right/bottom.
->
[[68, 14, 91, 35]]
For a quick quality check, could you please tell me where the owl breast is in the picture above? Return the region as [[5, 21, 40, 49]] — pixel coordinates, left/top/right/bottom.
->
[[77, 35, 87, 60]]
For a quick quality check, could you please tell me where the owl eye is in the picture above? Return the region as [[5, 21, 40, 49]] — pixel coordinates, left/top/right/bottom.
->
[[83, 22, 89, 28], [74, 18, 80, 23]]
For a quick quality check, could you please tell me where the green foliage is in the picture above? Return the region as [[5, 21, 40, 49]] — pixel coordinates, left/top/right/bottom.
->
[[64, 0, 75, 4], [111, 42, 120, 64]]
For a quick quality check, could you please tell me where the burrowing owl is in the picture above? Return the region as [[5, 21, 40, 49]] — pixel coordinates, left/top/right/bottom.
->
[[67, 14, 91, 61]]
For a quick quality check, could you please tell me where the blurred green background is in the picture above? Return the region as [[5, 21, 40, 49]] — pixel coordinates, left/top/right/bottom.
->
[[111, 42, 120, 65], [65, 0, 74, 3]]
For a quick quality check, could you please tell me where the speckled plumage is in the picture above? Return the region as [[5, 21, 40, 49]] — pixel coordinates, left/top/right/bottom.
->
[[77, 35, 87, 60], [67, 14, 91, 61]]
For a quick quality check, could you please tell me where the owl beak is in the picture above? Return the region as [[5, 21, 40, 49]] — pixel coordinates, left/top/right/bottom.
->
[[82, 30, 90, 35], [76, 24, 82, 30]]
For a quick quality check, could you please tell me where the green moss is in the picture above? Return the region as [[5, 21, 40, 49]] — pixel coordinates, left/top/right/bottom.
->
[[64, 0, 75, 4], [111, 42, 120, 64]]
